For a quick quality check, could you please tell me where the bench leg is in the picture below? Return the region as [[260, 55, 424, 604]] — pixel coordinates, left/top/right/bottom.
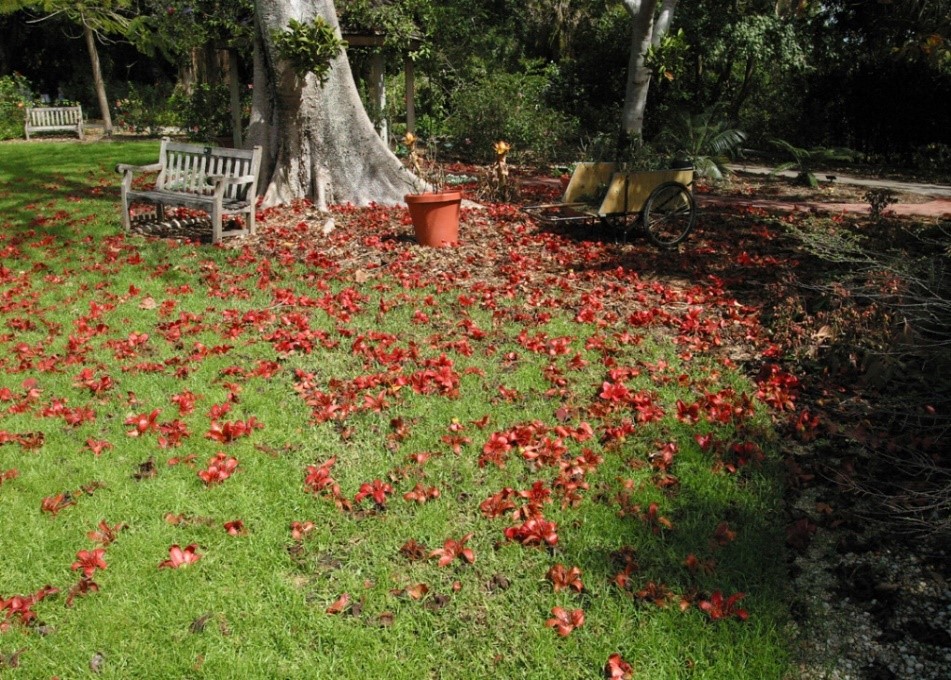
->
[[212, 203, 223, 244], [247, 206, 256, 236], [120, 192, 131, 232], [156, 204, 165, 221]]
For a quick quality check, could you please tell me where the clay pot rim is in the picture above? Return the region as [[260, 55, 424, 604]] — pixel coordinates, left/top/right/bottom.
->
[[404, 191, 463, 204]]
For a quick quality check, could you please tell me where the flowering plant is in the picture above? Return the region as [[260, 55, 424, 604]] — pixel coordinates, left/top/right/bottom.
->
[[403, 132, 449, 194]]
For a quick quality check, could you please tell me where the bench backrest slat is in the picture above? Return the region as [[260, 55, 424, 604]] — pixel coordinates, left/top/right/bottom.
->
[[27, 106, 82, 127], [155, 138, 260, 201]]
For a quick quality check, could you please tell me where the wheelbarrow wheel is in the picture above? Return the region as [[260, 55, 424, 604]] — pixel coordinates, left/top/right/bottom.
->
[[642, 182, 696, 248]]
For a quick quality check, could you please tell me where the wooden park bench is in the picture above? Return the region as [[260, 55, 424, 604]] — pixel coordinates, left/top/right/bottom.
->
[[116, 138, 262, 244], [24, 105, 84, 140]]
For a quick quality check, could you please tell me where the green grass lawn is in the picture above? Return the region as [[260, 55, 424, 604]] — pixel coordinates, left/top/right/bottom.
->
[[0, 141, 792, 678]]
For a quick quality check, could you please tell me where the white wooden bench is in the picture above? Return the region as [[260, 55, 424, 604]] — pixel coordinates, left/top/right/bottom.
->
[[24, 106, 84, 140], [116, 138, 262, 244]]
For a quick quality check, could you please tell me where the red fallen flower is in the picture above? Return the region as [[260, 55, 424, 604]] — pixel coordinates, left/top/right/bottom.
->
[[504, 517, 559, 547], [159, 543, 201, 569], [354, 479, 393, 507], [65, 577, 100, 607], [198, 453, 238, 486], [167, 453, 197, 467], [1, 585, 59, 628], [683, 553, 717, 575], [87, 520, 125, 546], [642, 503, 673, 534], [635, 580, 674, 608], [41, 492, 76, 516], [698, 591, 749, 621], [304, 457, 338, 494], [479, 431, 512, 467], [171, 390, 198, 415], [605, 653, 634, 679], [224, 520, 246, 536], [547, 563, 584, 593], [125, 409, 160, 437], [479, 488, 516, 519], [84, 438, 112, 456], [325, 592, 350, 615], [403, 482, 440, 504], [546, 606, 584, 636], [205, 417, 262, 443], [71, 548, 107, 578], [429, 533, 475, 567], [0, 468, 18, 485], [712, 521, 736, 546], [399, 538, 428, 561], [290, 521, 315, 541], [599, 380, 631, 403]]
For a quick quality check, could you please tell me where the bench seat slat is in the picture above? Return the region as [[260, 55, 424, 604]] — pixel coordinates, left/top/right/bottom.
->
[[125, 190, 251, 212]]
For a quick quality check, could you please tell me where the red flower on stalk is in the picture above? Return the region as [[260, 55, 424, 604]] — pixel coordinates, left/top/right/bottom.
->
[[159, 544, 202, 569]]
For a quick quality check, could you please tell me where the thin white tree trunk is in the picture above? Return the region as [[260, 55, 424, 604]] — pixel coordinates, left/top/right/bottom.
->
[[620, 0, 678, 138], [252, 0, 414, 208], [620, 0, 658, 137], [83, 23, 112, 136]]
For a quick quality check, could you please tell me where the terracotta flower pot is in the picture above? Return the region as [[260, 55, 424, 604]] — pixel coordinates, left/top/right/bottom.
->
[[404, 191, 462, 247]]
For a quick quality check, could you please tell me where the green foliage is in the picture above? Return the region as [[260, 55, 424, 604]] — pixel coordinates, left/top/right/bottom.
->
[[133, 0, 254, 59], [337, 0, 434, 57], [645, 28, 688, 83], [0, 72, 32, 140], [271, 17, 348, 83], [912, 143, 951, 176], [168, 83, 233, 142], [114, 82, 177, 135], [656, 110, 747, 180], [446, 62, 575, 163], [769, 139, 856, 188], [864, 188, 898, 220]]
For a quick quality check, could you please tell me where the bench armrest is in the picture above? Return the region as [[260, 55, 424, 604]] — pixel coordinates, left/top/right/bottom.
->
[[116, 162, 163, 175]]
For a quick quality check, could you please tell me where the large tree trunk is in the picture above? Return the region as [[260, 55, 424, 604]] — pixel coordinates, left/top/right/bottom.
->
[[250, 0, 414, 208], [620, 0, 678, 138], [83, 23, 112, 136]]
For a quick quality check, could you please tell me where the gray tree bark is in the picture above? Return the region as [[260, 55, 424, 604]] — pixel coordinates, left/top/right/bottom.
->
[[620, 0, 678, 138], [83, 22, 113, 136], [250, 0, 415, 208]]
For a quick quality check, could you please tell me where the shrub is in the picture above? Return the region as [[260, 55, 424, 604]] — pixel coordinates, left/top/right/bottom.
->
[[445, 64, 576, 163], [911, 143, 951, 177], [168, 83, 233, 142], [0, 73, 33, 140], [114, 82, 178, 136]]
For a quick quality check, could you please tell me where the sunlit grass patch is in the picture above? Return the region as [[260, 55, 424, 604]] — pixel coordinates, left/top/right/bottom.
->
[[0, 142, 792, 678]]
